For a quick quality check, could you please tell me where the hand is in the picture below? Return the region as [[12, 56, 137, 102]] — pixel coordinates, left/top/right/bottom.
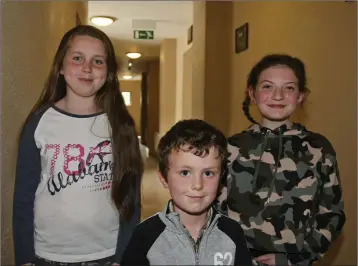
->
[[255, 254, 276, 266]]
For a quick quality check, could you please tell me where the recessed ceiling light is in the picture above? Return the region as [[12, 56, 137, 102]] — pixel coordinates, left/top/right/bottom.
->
[[90, 16, 116, 27], [123, 75, 132, 80], [126, 52, 142, 59]]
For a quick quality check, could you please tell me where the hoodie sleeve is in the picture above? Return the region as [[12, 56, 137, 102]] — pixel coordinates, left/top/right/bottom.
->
[[280, 145, 346, 265], [13, 114, 42, 266], [215, 142, 240, 215]]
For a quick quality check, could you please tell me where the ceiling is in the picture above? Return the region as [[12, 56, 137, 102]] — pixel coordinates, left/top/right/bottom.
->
[[88, 1, 193, 80], [88, 1, 193, 44]]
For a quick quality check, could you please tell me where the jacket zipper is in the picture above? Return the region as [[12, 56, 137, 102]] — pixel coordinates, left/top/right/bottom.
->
[[176, 213, 219, 265], [183, 231, 200, 265], [182, 219, 217, 265], [195, 250, 199, 265]]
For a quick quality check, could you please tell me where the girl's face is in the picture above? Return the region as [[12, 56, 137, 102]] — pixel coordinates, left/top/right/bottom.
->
[[249, 66, 304, 124], [60, 35, 107, 99]]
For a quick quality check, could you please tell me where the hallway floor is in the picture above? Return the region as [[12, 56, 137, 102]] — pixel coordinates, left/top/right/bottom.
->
[[140, 156, 171, 220]]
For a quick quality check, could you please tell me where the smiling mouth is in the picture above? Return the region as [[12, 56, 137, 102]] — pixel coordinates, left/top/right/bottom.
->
[[268, 104, 286, 108], [187, 196, 204, 199], [78, 78, 93, 82]]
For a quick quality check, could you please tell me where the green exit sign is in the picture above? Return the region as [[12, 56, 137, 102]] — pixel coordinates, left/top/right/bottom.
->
[[133, 30, 154, 40]]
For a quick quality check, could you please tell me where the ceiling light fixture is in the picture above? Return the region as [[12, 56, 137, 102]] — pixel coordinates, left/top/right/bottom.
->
[[126, 52, 142, 59], [123, 75, 132, 80], [90, 16, 116, 27]]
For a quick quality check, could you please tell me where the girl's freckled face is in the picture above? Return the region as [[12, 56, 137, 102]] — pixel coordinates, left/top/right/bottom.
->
[[60, 35, 107, 98], [250, 66, 304, 122]]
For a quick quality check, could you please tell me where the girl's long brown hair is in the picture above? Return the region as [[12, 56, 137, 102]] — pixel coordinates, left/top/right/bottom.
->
[[25, 25, 143, 221]]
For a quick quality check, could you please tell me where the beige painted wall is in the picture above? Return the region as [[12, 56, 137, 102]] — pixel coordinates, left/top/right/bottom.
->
[[159, 39, 177, 136], [186, 2, 232, 135], [204, 2, 232, 135], [182, 48, 193, 119], [120, 80, 142, 134], [230, 2, 357, 265], [147, 60, 160, 156], [175, 35, 187, 121], [191, 1, 206, 120], [175, 33, 193, 121], [1, 2, 88, 264]]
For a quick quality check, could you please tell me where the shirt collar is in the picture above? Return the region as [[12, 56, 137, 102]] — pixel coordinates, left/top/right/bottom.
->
[[167, 199, 213, 230]]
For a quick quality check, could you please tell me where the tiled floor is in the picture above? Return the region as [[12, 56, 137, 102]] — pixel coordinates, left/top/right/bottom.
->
[[140, 156, 171, 220]]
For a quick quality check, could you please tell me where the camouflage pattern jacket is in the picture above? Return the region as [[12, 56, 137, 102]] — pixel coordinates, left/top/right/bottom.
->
[[217, 123, 346, 265]]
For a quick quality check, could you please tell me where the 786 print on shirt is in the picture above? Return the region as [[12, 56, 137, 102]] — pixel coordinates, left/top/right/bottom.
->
[[44, 140, 113, 195]]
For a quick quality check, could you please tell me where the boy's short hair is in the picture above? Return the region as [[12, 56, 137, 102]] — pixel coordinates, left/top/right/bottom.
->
[[157, 119, 228, 179]]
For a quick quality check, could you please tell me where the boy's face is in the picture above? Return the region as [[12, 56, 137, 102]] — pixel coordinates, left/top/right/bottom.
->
[[158, 145, 221, 216]]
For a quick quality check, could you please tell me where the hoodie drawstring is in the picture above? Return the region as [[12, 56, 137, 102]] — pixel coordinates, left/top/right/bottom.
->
[[266, 130, 283, 204], [252, 131, 270, 192]]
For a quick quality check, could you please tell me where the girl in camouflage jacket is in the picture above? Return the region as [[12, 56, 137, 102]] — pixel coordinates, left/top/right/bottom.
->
[[217, 54, 346, 266]]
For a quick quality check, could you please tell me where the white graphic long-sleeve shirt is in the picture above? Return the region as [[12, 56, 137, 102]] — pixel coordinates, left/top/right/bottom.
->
[[13, 106, 120, 263]]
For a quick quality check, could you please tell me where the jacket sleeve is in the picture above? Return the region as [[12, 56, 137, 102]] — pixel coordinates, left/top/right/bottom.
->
[[279, 150, 346, 266], [120, 226, 150, 266], [13, 115, 42, 266], [121, 214, 165, 266]]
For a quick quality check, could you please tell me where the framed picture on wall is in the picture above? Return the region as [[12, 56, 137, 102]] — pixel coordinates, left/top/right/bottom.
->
[[235, 23, 248, 54]]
